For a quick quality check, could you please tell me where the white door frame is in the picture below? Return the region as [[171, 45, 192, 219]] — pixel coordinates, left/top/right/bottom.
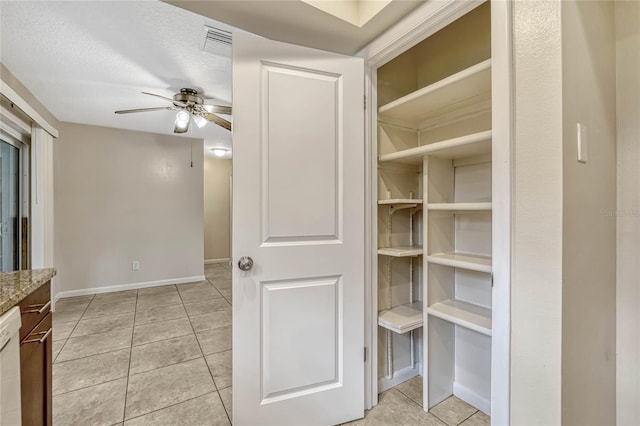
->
[[358, 1, 513, 422]]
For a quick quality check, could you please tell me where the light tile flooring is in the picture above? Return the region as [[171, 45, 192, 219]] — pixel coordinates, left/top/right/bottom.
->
[[348, 376, 490, 426], [52, 262, 488, 425], [52, 263, 233, 426]]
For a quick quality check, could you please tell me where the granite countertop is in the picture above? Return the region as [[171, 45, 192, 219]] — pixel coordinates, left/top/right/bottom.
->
[[0, 268, 56, 316]]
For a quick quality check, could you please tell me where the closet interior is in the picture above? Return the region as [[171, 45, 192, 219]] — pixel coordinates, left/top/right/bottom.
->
[[374, 2, 493, 415]]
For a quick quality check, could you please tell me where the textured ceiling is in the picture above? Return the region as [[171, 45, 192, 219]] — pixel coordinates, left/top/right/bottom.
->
[[0, 0, 234, 156], [0, 0, 423, 158], [165, 0, 424, 55]]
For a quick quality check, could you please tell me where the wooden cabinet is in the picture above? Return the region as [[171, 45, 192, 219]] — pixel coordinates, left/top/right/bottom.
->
[[18, 281, 52, 426]]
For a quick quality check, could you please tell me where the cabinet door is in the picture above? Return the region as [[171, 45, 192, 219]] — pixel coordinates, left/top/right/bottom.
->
[[20, 312, 52, 426], [232, 32, 365, 425]]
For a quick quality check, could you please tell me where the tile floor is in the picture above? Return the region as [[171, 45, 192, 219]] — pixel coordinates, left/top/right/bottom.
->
[[52, 262, 232, 426], [52, 262, 488, 425], [345, 376, 490, 426]]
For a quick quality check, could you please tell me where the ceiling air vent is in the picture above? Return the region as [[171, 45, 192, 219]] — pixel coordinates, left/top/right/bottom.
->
[[201, 25, 232, 57]]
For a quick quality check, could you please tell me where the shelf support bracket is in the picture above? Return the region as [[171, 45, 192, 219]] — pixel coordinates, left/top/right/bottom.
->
[[389, 203, 418, 215]]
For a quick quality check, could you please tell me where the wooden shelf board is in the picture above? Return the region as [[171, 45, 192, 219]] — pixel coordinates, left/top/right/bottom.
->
[[378, 59, 492, 125], [379, 130, 492, 164], [427, 299, 492, 336], [427, 202, 492, 211], [427, 252, 492, 273], [378, 199, 424, 205], [378, 246, 423, 257], [378, 301, 423, 334]]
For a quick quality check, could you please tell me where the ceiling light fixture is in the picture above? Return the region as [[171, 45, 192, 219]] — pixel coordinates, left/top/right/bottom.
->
[[211, 148, 229, 157], [174, 110, 190, 133], [115, 88, 232, 133], [192, 114, 208, 128]]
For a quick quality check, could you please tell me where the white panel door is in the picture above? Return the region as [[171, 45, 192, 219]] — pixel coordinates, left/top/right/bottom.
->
[[232, 32, 364, 425]]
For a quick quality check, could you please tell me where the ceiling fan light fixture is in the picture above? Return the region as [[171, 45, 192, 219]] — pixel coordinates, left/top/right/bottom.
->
[[114, 89, 232, 133], [192, 114, 208, 128], [174, 110, 190, 133], [212, 148, 229, 157], [176, 110, 190, 124]]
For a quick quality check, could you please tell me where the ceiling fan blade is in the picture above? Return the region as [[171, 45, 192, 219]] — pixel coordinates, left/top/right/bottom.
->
[[203, 105, 232, 115], [203, 112, 232, 131], [142, 91, 188, 107], [114, 106, 175, 114], [141, 91, 174, 102]]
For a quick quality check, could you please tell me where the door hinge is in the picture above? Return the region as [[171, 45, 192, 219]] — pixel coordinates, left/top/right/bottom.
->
[[364, 347, 367, 362], [491, 273, 494, 288], [364, 95, 367, 110]]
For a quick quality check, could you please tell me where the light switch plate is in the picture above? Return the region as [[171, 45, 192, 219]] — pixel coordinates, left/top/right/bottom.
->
[[577, 123, 588, 164]]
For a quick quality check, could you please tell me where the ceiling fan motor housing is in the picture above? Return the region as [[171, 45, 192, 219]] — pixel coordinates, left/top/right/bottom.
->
[[173, 88, 203, 107]]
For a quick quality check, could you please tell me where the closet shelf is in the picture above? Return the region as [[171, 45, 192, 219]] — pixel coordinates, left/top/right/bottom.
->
[[378, 246, 423, 257], [378, 199, 423, 205], [427, 202, 492, 211], [378, 301, 423, 334], [378, 130, 492, 165], [427, 252, 492, 273], [427, 299, 492, 336], [378, 59, 492, 126]]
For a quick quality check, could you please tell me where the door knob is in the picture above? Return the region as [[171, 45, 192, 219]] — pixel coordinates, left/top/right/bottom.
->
[[238, 256, 254, 271]]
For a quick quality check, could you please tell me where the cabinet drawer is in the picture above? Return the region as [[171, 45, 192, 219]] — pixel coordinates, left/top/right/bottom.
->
[[20, 312, 53, 426], [19, 281, 51, 341]]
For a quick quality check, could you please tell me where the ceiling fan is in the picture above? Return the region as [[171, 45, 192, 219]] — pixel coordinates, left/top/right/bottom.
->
[[115, 88, 231, 133]]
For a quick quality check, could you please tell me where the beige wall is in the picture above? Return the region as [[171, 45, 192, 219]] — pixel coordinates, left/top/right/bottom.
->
[[616, 1, 640, 424], [511, 1, 564, 424], [204, 156, 231, 261], [511, 2, 620, 423], [54, 122, 204, 294], [561, 1, 617, 424]]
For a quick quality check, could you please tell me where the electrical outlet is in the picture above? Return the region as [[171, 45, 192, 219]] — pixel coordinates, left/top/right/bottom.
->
[[132, 261, 140, 271]]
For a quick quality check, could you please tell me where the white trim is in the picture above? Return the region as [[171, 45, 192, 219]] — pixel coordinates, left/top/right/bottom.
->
[[0, 104, 32, 140], [377, 364, 422, 393], [615, 2, 640, 423], [0, 105, 31, 135], [363, 65, 376, 410], [0, 80, 58, 138], [490, 1, 513, 424], [454, 381, 491, 416], [0, 121, 26, 144], [357, 0, 485, 67], [54, 275, 206, 299], [204, 258, 231, 265], [52, 291, 62, 312]]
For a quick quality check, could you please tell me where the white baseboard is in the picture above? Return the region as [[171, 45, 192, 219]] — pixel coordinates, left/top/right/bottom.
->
[[204, 258, 230, 265], [55, 275, 206, 300], [454, 382, 491, 415], [378, 365, 421, 393], [52, 291, 63, 312]]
